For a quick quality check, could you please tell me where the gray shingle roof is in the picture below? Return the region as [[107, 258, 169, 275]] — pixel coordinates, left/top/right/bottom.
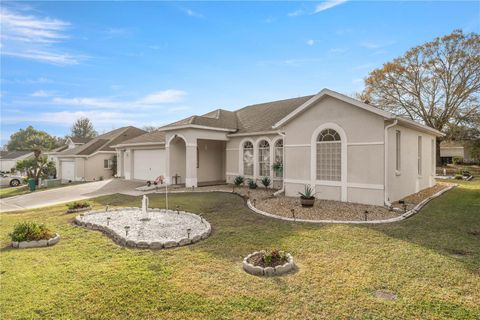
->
[[0, 150, 33, 159], [115, 130, 166, 146], [159, 95, 314, 134], [59, 127, 146, 156], [70, 137, 92, 144]]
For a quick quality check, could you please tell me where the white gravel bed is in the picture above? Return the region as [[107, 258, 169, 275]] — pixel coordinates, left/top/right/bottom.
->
[[76, 208, 211, 249]]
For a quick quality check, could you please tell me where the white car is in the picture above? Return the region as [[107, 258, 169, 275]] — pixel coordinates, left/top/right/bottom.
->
[[0, 173, 23, 187]]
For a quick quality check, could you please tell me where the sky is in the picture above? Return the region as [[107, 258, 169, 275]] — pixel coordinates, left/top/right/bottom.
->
[[1, 1, 479, 145]]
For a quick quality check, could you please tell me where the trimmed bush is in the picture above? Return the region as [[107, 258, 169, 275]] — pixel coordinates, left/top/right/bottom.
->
[[66, 201, 91, 210], [10, 222, 54, 242]]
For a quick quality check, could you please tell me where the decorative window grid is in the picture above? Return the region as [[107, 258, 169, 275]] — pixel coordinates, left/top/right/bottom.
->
[[316, 129, 341, 181], [274, 139, 283, 178], [258, 140, 270, 177], [243, 141, 254, 176]]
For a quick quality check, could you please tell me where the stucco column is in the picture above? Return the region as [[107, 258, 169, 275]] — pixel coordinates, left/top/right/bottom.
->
[[185, 142, 198, 187], [118, 150, 124, 178]]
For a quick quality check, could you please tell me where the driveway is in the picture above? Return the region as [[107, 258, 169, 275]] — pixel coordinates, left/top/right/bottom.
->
[[0, 179, 146, 213]]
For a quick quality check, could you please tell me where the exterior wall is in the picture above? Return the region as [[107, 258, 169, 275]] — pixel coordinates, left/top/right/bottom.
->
[[83, 153, 115, 181], [169, 137, 187, 185], [387, 124, 436, 202], [197, 140, 226, 183], [0, 160, 17, 172], [281, 95, 386, 205]]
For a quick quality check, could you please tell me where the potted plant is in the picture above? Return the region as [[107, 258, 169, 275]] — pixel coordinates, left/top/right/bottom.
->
[[298, 185, 315, 207], [272, 161, 283, 177], [248, 179, 258, 189], [261, 176, 271, 189]]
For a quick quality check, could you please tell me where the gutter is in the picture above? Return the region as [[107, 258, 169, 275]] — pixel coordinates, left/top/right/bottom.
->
[[273, 130, 286, 197], [384, 119, 398, 207]]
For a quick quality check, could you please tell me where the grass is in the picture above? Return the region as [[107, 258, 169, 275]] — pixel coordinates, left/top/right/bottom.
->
[[0, 181, 85, 199], [0, 181, 479, 319]]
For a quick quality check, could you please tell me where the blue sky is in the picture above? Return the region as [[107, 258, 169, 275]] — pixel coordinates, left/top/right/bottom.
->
[[1, 1, 479, 144]]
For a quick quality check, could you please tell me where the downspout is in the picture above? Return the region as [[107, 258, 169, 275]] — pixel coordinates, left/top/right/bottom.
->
[[384, 119, 398, 207], [273, 130, 286, 197]]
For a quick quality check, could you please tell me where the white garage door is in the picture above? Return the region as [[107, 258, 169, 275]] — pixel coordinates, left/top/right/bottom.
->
[[61, 161, 75, 182], [133, 149, 165, 181]]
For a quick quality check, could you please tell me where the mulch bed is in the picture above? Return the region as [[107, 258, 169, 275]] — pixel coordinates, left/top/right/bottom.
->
[[391, 183, 453, 211], [246, 252, 288, 268]]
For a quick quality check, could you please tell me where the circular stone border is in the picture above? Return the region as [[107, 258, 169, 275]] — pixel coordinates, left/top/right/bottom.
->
[[67, 206, 91, 214], [243, 252, 295, 276], [12, 233, 60, 249], [74, 208, 211, 249]]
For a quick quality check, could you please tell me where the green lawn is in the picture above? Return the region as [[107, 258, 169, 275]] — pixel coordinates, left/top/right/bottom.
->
[[1, 181, 479, 319]]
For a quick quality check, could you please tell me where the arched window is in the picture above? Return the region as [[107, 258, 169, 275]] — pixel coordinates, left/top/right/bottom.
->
[[243, 141, 254, 176], [258, 140, 270, 177], [274, 139, 283, 178], [316, 129, 341, 181]]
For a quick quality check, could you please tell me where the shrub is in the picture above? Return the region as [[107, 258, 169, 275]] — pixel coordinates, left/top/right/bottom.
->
[[10, 222, 54, 242], [452, 157, 463, 165], [272, 161, 283, 176], [261, 176, 271, 188], [454, 174, 463, 180], [66, 201, 91, 210], [248, 179, 258, 189], [234, 176, 245, 187], [298, 185, 315, 199]]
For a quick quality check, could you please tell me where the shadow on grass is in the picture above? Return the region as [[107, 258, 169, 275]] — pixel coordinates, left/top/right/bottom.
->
[[363, 185, 480, 271]]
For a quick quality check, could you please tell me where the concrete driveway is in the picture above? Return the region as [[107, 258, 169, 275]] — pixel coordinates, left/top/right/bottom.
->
[[0, 179, 146, 213]]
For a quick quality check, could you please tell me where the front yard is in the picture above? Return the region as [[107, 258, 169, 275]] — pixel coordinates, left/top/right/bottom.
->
[[0, 181, 479, 319]]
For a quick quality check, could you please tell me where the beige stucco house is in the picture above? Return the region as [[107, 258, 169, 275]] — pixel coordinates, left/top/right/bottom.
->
[[0, 151, 34, 173], [56, 126, 145, 182], [115, 89, 443, 206], [440, 141, 477, 164]]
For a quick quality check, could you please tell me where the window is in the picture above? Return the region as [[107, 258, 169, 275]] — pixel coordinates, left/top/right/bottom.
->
[[258, 140, 270, 177], [431, 139, 435, 174], [395, 130, 401, 171], [274, 139, 283, 178], [104, 159, 112, 169], [418, 136, 422, 175], [243, 141, 254, 176], [316, 129, 341, 181], [197, 147, 199, 169]]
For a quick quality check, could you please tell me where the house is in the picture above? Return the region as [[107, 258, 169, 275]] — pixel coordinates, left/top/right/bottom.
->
[[56, 126, 146, 182], [440, 141, 477, 164], [115, 89, 443, 206], [0, 150, 34, 173], [44, 137, 92, 166]]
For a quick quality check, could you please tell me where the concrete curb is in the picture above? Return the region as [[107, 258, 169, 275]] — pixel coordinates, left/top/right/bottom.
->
[[74, 208, 211, 249], [246, 185, 457, 224], [243, 252, 295, 276], [12, 233, 60, 249]]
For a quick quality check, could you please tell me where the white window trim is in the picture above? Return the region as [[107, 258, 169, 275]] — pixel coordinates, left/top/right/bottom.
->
[[239, 138, 255, 177], [271, 136, 284, 179], [311, 123, 347, 202], [104, 159, 113, 169], [256, 137, 271, 178]]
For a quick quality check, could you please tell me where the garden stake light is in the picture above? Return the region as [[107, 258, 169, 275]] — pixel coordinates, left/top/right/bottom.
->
[[364, 210, 368, 221], [176, 206, 180, 214], [187, 228, 191, 239], [124, 226, 130, 236], [106, 217, 111, 226], [291, 208, 295, 221]]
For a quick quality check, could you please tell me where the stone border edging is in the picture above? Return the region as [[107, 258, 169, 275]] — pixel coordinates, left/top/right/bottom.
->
[[74, 208, 211, 249], [66, 206, 91, 213], [246, 185, 457, 224], [12, 233, 60, 249], [243, 252, 294, 276]]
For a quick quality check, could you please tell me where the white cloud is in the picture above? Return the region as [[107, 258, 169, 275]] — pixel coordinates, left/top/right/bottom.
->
[[0, 7, 82, 65], [31, 90, 51, 97], [306, 39, 315, 46], [52, 89, 188, 109], [314, 0, 348, 13], [288, 9, 304, 17], [360, 41, 395, 50], [181, 7, 204, 18]]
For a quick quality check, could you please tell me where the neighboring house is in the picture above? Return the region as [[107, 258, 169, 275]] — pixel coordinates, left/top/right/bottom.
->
[[0, 151, 34, 173], [440, 141, 476, 164], [115, 89, 443, 206], [57, 126, 146, 182], [44, 137, 92, 167]]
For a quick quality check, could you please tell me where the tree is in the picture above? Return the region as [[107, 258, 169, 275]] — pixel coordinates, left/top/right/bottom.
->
[[70, 117, 97, 139], [16, 154, 55, 185], [6, 126, 60, 151], [361, 30, 480, 164]]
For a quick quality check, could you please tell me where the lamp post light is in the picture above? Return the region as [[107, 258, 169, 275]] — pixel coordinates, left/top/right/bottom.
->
[[187, 228, 192, 239], [124, 225, 130, 236], [106, 217, 111, 226]]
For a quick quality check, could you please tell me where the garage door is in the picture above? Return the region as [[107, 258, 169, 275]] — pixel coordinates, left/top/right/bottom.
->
[[133, 149, 165, 181], [61, 161, 75, 182]]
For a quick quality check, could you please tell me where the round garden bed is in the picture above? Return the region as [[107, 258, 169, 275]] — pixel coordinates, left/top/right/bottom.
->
[[243, 250, 294, 276], [12, 234, 60, 249]]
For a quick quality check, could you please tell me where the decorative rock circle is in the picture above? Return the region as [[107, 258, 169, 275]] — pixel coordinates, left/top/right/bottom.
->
[[12, 233, 61, 249], [74, 208, 211, 249], [243, 251, 295, 276]]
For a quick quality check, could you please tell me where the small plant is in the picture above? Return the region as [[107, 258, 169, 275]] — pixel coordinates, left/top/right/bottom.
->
[[67, 201, 91, 210], [10, 222, 54, 242], [261, 249, 287, 267], [234, 175, 245, 187], [298, 185, 315, 199], [454, 174, 463, 180], [248, 179, 258, 189], [272, 161, 283, 176], [261, 176, 271, 188]]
